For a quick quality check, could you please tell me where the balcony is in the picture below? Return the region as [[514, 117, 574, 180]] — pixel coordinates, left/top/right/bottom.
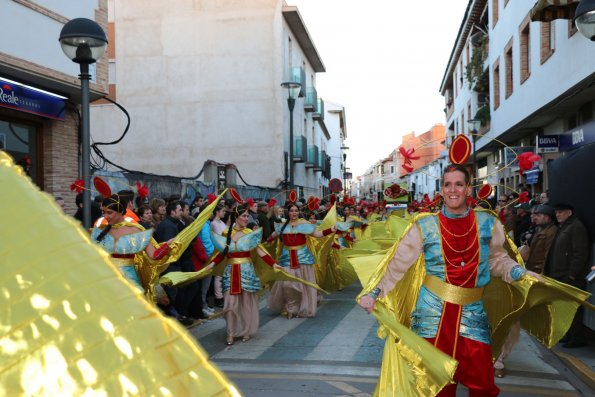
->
[[290, 66, 306, 97], [315, 149, 327, 173], [324, 154, 331, 179], [305, 145, 319, 169], [293, 135, 307, 163], [313, 98, 324, 120], [304, 87, 317, 112]]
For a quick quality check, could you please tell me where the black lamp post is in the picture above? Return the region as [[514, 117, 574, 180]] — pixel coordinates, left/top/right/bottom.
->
[[281, 81, 301, 190], [341, 146, 349, 196], [59, 18, 107, 229], [467, 118, 481, 194], [575, 0, 595, 40]]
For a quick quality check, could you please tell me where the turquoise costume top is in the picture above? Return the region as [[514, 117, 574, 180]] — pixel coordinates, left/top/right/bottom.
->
[[91, 227, 153, 290], [211, 228, 263, 293], [274, 222, 316, 268], [410, 210, 524, 344]]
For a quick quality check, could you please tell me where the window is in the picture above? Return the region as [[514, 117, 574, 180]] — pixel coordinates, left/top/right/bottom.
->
[[540, 21, 555, 64], [519, 18, 531, 84], [504, 38, 513, 99], [459, 59, 463, 88], [492, 0, 499, 28], [579, 102, 593, 124], [493, 58, 500, 110], [0, 119, 41, 186], [567, 114, 577, 130]]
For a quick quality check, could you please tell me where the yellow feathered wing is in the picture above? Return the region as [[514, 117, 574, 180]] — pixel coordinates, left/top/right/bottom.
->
[[0, 152, 239, 396]]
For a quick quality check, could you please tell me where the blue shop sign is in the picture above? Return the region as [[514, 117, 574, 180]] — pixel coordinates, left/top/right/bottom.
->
[[536, 135, 559, 153], [0, 77, 65, 120], [525, 166, 539, 185], [559, 120, 595, 152]]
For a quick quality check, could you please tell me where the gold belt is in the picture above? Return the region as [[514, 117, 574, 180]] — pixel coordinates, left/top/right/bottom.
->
[[285, 244, 306, 251], [227, 257, 251, 265], [110, 257, 135, 266], [423, 275, 484, 305]]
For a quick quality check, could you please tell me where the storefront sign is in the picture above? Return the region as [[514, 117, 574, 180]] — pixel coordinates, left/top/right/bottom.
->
[[536, 135, 559, 153], [0, 77, 65, 120], [525, 166, 539, 185], [559, 120, 595, 152]]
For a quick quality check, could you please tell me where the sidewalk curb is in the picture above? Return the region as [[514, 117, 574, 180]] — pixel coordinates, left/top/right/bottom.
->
[[552, 348, 595, 391]]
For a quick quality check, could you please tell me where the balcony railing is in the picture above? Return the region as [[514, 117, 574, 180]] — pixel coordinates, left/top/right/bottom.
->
[[306, 145, 319, 169], [304, 87, 317, 112], [314, 149, 325, 172], [313, 98, 324, 120], [324, 154, 331, 179], [290, 66, 306, 97], [293, 135, 307, 163]]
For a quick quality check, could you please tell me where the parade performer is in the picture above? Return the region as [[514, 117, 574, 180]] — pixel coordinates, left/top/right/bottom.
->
[[91, 193, 169, 292], [1, 152, 239, 396], [159, 189, 325, 343], [267, 192, 336, 318], [207, 201, 283, 345], [356, 142, 593, 396], [90, 178, 220, 303]]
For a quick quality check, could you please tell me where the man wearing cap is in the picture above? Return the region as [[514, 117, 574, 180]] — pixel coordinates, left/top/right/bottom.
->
[[545, 203, 590, 348], [256, 201, 271, 241], [522, 204, 557, 274]]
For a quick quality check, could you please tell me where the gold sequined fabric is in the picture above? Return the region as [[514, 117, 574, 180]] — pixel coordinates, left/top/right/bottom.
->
[[0, 152, 240, 397]]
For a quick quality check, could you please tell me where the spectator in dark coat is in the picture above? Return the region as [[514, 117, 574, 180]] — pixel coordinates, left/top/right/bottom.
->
[[545, 203, 590, 348], [154, 201, 201, 325], [256, 201, 271, 241]]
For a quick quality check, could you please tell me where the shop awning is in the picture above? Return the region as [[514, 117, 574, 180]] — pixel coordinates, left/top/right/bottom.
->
[[530, 0, 580, 22]]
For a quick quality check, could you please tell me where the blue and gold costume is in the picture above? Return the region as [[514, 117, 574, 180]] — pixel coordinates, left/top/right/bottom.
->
[[91, 226, 153, 290]]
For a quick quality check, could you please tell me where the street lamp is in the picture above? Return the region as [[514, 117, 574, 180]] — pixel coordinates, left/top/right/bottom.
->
[[467, 118, 481, 193], [341, 146, 349, 196], [59, 18, 107, 229], [575, 0, 595, 40], [281, 81, 301, 190]]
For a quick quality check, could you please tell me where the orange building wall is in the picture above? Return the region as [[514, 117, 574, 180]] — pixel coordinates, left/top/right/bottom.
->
[[398, 124, 445, 178]]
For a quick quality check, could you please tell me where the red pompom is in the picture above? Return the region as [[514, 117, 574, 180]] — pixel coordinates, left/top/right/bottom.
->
[[207, 193, 217, 205], [402, 163, 414, 173], [518, 191, 530, 204], [136, 181, 149, 199], [517, 152, 541, 175], [70, 179, 85, 193], [268, 198, 277, 207]]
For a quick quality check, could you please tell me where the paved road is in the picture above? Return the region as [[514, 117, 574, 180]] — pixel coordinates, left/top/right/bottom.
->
[[190, 284, 592, 396]]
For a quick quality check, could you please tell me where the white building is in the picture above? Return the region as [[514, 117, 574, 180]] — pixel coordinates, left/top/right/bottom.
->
[[91, 0, 341, 199]]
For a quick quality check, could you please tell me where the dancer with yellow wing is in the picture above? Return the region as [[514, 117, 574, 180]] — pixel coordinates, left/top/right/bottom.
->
[[0, 151, 239, 396], [206, 201, 283, 345], [357, 161, 593, 397], [267, 192, 336, 319]]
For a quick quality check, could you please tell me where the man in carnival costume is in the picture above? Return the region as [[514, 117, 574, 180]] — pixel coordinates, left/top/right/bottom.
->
[[357, 135, 593, 396]]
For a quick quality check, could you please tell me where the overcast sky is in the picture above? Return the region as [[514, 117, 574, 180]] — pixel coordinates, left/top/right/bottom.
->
[[289, 0, 470, 176]]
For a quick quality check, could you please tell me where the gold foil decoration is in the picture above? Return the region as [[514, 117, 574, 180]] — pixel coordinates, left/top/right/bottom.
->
[[0, 152, 240, 396]]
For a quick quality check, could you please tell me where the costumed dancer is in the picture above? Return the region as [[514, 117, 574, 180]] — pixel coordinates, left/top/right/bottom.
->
[[267, 191, 336, 318], [92, 194, 170, 292], [357, 139, 593, 396], [205, 196, 283, 345]]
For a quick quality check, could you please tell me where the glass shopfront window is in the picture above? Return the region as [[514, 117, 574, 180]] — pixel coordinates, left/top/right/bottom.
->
[[0, 119, 40, 185]]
